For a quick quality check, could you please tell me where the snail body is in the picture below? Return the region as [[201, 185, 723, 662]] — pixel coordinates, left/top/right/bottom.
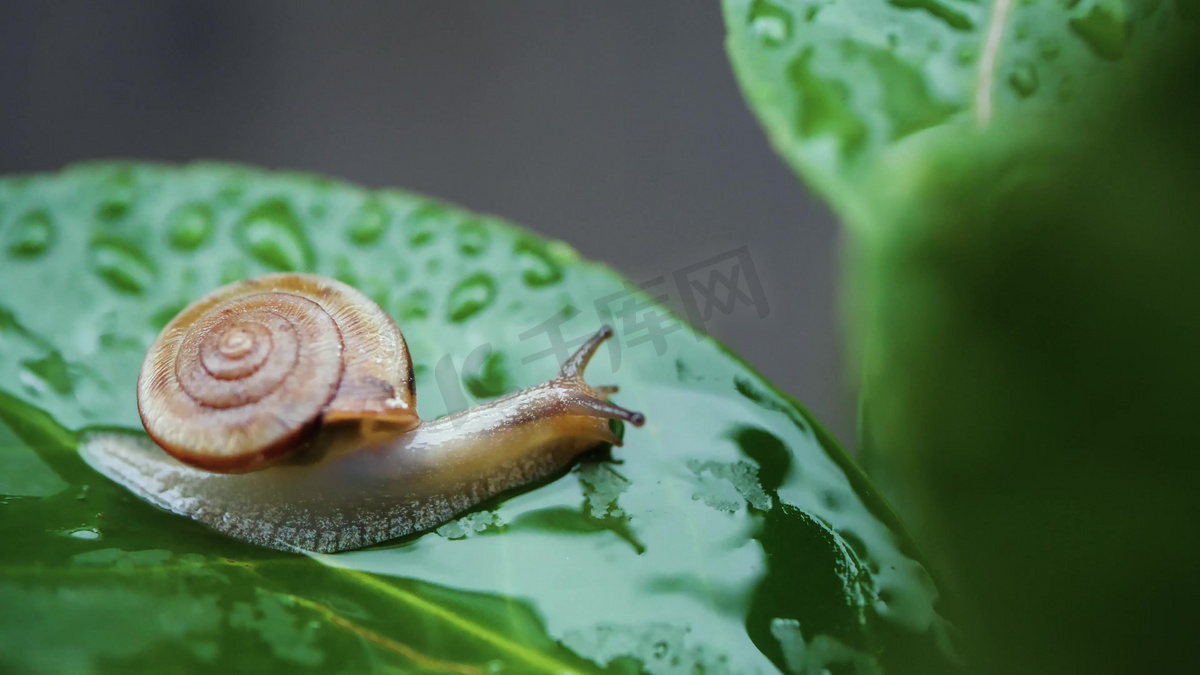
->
[[81, 273, 644, 553]]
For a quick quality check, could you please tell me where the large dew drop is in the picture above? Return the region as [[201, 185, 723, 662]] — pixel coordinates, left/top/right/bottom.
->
[[406, 203, 443, 248], [464, 348, 512, 398], [515, 237, 564, 288], [346, 198, 390, 246], [89, 238, 158, 295], [5, 210, 55, 257], [165, 203, 214, 251], [447, 272, 497, 323], [233, 199, 315, 272]]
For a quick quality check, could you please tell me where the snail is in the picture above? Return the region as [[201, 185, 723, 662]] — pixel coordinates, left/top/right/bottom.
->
[[80, 273, 644, 553]]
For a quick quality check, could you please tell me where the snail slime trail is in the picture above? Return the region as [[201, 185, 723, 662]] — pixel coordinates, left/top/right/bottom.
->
[[81, 273, 645, 553]]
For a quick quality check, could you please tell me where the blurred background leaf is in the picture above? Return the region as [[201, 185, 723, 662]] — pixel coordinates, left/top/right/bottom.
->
[[726, 0, 1199, 672], [852, 42, 1200, 673], [722, 0, 1180, 225]]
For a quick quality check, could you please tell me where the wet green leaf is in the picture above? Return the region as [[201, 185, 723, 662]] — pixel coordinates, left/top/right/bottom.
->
[[0, 163, 955, 674], [722, 0, 1182, 225]]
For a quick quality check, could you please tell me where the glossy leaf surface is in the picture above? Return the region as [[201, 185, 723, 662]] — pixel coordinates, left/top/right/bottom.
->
[[0, 163, 955, 674]]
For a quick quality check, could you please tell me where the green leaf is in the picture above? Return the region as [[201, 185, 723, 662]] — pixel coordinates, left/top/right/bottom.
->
[[0, 163, 956, 674], [727, 0, 1199, 669], [722, 0, 1181, 226], [851, 43, 1200, 673]]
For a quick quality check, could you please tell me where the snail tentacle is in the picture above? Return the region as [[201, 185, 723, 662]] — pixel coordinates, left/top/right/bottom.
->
[[558, 325, 613, 379], [552, 326, 644, 430], [532, 326, 646, 446], [561, 395, 645, 428]]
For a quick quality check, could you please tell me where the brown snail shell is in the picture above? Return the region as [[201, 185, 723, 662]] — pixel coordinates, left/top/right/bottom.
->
[[137, 273, 418, 472]]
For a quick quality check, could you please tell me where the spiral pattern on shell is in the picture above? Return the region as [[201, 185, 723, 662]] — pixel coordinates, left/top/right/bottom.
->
[[138, 274, 418, 472]]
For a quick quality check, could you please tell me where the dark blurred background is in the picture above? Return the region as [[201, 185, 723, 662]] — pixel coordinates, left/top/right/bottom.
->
[[0, 1, 851, 445]]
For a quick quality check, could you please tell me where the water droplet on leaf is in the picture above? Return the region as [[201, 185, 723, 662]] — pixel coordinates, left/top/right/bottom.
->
[[456, 219, 489, 256], [436, 511, 504, 539], [1038, 37, 1062, 60], [464, 349, 512, 398], [346, 198, 390, 246], [515, 238, 564, 287], [166, 203, 214, 250], [406, 204, 443, 248], [887, 0, 974, 32], [218, 176, 247, 203], [22, 351, 74, 395], [234, 199, 314, 272], [1008, 61, 1040, 97], [748, 0, 793, 47], [863, 46, 962, 140], [96, 169, 136, 221], [5, 210, 54, 257], [89, 239, 157, 294], [787, 49, 867, 152], [447, 273, 497, 323]]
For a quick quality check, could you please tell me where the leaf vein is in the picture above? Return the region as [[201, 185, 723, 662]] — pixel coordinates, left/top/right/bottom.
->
[[976, 0, 1014, 126]]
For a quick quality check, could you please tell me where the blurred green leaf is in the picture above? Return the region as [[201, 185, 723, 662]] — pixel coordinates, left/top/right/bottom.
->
[[722, 0, 1180, 226], [0, 163, 956, 674], [726, 1, 1199, 671], [851, 40, 1200, 674]]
